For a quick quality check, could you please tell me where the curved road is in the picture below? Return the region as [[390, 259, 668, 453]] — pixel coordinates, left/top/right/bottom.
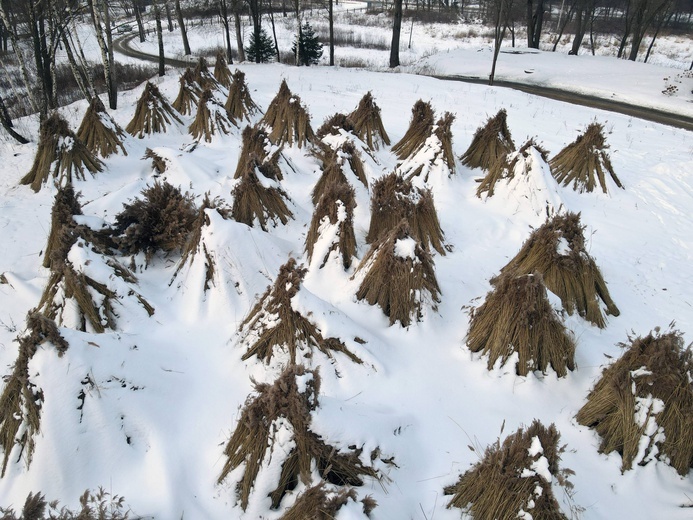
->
[[114, 34, 693, 132]]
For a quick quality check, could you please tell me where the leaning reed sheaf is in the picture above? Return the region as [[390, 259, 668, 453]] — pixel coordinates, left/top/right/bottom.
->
[[346, 91, 390, 150], [391, 99, 435, 160], [259, 79, 314, 148], [225, 69, 261, 123], [188, 89, 235, 142], [172, 68, 202, 116], [460, 108, 515, 171], [125, 82, 183, 137], [76, 96, 128, 158]]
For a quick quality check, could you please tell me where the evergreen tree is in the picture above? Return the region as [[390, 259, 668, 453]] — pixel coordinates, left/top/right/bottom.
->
[[292, 22, 323, 66], [246, 28, 276, 63]]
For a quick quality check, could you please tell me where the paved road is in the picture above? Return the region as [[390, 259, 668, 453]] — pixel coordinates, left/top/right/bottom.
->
[[114, 34, 693, 132]]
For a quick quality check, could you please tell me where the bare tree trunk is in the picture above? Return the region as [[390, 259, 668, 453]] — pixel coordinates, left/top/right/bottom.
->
[[61, 31, 93, 103], [328, 0, 334, 65], [101, 0, 117, 109], [294, 0, 301, 65], [269, 8, 281, 62], [233, 0, 245, 62], [71, 18, 97, 96], [175, 0, 191, 55], [165, 2, 174, 31], [0, 94, 29, 144], [88, 0, 116, 109], [0, 3, 38, 114], [219, 0, 233, 63], [490, 0, 509, 85], [133, 0, 146, 42], [570, 7, 585, 54], [644, 9, 673, 62], [390, 0, 403, 68], [156, 6, 165, 76], [552, 1, 576, 52]]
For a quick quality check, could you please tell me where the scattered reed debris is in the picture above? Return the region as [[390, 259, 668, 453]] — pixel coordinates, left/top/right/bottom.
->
[[238, 258, 362, 364], [279, 483, 376, 519], [260, 79, 315, 148], [232, 155, 293, 231], [550, 122, 623, 193], [347, 91, 390, 150], [445, 420, 573, 519], [497, 212, 619, 328], [460, 109, 515, 171], [225, 70, 261, 123], [213, 49, 233, 89], [316, 113, 354, 139], [172, 68, 202, 116], [391, 100, 434, 160], [467, 272, 577, 377], [233, 126, 282, 181], [189, 89, 236, 142], [366, 173, 445, 255], [125, 82, 183, 138], [356, 221, 440, 327], [20, 112, 103, 192], [76, 97, 127, 158], [217, 366, 377, 510], [576, 328, 693, 475], [306, 180, 357, 269]]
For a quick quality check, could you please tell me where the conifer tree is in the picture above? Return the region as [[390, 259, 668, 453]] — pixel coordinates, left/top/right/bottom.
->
[[292, 21, 323, 66], [246, 28, 276, 63]]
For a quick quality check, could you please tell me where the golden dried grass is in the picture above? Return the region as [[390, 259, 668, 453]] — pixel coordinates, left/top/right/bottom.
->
[[233, 126, 282, 181], [280, 483, 376, 520], [460, 109, 515, 171], [213, 49, 233, 89], [44, 185, 82, 269]]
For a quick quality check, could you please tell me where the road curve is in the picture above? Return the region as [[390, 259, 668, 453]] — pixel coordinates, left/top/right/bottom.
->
[[114, 34, 693, 132]]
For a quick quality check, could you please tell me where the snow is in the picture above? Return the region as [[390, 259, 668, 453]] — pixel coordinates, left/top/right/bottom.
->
[[394, 237, 418, 260], [0, 12, 692, 520]]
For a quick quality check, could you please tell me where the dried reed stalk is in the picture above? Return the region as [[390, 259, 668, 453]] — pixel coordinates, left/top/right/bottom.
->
[[233, 126, 282, 181], [260, 80, 315, 148], [476, 138, 549, 198], [125, 82, 183, 138], [467, 272, 576, 377], [391, 100, 434, 160], [189, 89, 236, 142], [224, 70, 261, 124], [213, 50, 233, 89], [550, 122, 623, 193], [460, 109, 515, 171], [76, 97, 127, 158], [171, 68, 202, 116], [576, 329, 693, 475], [347, 92, 390, 150]]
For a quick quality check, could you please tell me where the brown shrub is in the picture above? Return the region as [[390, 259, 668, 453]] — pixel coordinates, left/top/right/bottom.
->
[[279, 483, 376, 519], [460, 109, 515, 171], [43, 186, 83, 269]]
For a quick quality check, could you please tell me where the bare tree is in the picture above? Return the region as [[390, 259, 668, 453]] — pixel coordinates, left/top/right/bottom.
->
[[232, 0, 245, 62], [390, 0, 403, 68], [175, 0, 191, 55], [490, 0, 514, 85], [154, 2, 165, 75], [526, 0, 544, 48], [219, 0, 234, 63], [132, 0, 146, 42]]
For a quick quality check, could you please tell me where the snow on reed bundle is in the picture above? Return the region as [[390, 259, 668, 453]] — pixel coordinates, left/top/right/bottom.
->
[[0, 313, 68, 477], [398, 111, 457, 180], [460, 108, 515, 171], [550, 122, 623, 193], [280, 483, 376, 520], [188, 89, 236, 142], [21, 112, 103, 193], [316, 112, 354, 139], [231, 155, 293, 231], [576, 328, 693, 475], [126, 82, 183, 138], [171, 68, 202, 116], [213, 49, 233, 89], [476, 138, 550, 198], [356, 221, 441, 327], [306, 180, 357, 269], [391, 99, 434, 160], [224, 69, 261, 124], [193, 56, 221, 93], [238, 258, 362, 364], [233, 125, 282, 180], [76, 96, 127, 158], [466, 272, 577, 377], [312, 142, 367, 205], [445, 420, 573, 520], [497, 212, 619, 328], [366, 173, 445, 255], [260, 79, 315, 148], [43, 185, 82, 269], [347, 91, 390, 150], [217, 366, 377, 510]]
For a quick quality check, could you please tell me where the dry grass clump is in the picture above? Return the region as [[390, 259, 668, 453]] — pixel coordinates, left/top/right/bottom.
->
[[306, 180, 357, 269], [113, 181, 197, 262], [279, 483, 376, 519], [217, 366, 377, 510], [125, 82, 183, 138], [213, 49, 233, 89], [576, 328, 693, 475], [233, 126, 282, 181], [189, 89, 236, 142], [0, 487, 131, 519], [445, 420, 573, 519], [550, 122, 623, 193], [20, 112, 103, 193], [366, 173, 445, 255], [347, 91, 390, 150], [461, 109, 515, 171], [239, 258, 362, 364], [391, 100, 434, 160], [476, 138, 550, 198], [260, 79, 315, 148], [466, 272, 577, 377], [43, 185, 83, 269], [171, 68, 202, 116], [316, 112, 354, 139], [232, 155, 293, 231], [76, 97, 127, 158], [356, 221, 441, 327], [0, 313, 68, 476], [224, 70, 261, 124], [498, 212, 619, 328]]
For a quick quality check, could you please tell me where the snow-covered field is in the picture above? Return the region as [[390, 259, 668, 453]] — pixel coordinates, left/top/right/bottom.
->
[[0, 11, 692, 520]]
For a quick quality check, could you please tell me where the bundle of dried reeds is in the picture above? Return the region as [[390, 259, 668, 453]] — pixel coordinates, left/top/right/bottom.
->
[[356, 221, 441, 327], [347, 91, 390, 150], [316, 112, 354, 139], [497, 212, 619, 328], [224, 70, 261, 124], [391, 100, 435, 160], [20, 112, 103, 192], [76, 97, 128, 158], [233, 126, 282, 181], [189, 89, 236, 142], [460, 109, 515, 171], [445, 420, 572, 519], [193, 56, 220, 92], [171, 68, 202, 116], [398, 111, 457, 180], [312, 141, 367, 204], [306, 180, 357, 269], [260, 79, 315, 148], [217, 366, 377, 510], [125, 82, 183, 138], [467, 272, 576, 377], [279, 483, 376, 520], [576, 328, 693, 475], [550, 122, 623, 193], [44, 186, 82, 269], [213, 49, 233, 89], [239, 258, 362, 363]]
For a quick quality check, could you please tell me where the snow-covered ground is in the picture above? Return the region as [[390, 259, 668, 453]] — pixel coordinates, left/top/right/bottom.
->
[[0, 11, 692, 520]]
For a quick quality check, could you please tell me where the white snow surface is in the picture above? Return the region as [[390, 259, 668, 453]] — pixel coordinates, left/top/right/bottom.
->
[[0, 20, 692, 520]]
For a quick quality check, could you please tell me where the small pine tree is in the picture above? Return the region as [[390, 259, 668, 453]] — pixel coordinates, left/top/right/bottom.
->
[[246, 28, 276, 63], [292, 21, 323, 66]]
